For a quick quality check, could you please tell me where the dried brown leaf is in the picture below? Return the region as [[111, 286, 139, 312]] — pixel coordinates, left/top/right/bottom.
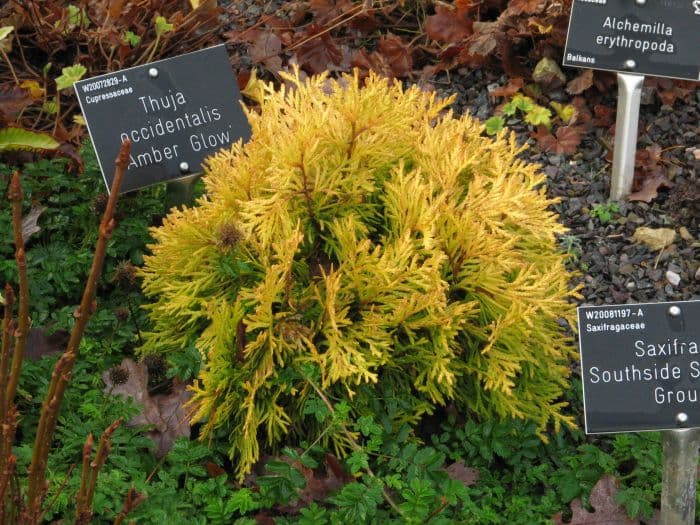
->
[[634, 144, 664, 180], [56, 141, 84, 174], [566, 69, 593, 95], [534, 125, 581, 155], [632, 227, 677, 251], [628, 172, 672, 203], [445, 461, 480, 486], [552, 475, 637, 524], [466, 22, 500, 56], [275, 452, 352, 514], [348, 9, 378, 36], [646, 77, 693, 105], [568, 96, 591, 125], [147, 379, 193, 456], [0, 84, 32, 118], [554, 126, 582, 154], [254, 511, 275, 525], [489, 77, 524, 100], [294, 24, 342, 74], [23, 327, 68, 361], [103, 358, 152, 412], [593, 104, 615, 127], [425, 4, 473, 44], [108, 0, 125, 20], [21, 204, 45, 241], [647, 143, 663, 162], [509, 0, 545, 15], [309, 0, 354, 26], [206, 461, 227, 478], [250, 30, 282, 71], [260, 14, 294, 33], [103, 358, 193, 456], [349, 48, 393, 78], [376, 33, 413, 78], [349, 48, 374, 70]]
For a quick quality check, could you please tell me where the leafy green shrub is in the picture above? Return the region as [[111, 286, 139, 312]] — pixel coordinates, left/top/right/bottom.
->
[[139, 69, 580, 478]]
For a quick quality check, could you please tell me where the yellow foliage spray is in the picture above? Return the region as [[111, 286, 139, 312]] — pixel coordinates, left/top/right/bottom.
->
[[139, 69, 582, 479]]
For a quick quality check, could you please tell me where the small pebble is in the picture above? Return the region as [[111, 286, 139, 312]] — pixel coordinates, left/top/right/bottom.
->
[[619, 263, 635, 275], [666, 270, 681, 286]]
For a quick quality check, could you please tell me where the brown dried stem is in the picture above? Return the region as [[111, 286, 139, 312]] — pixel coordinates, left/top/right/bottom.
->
[[75, 434, 94, 520], [113, 486, 146, 525], [0, 286, 14, 521], [0, 407, 18, 522], [37, 464, 74, 524], [75, 419, 123, 525], [5, 172, 30, 419], [24, 140, 131, 521], [0, 48, 20, 86], [1, 285, 16, 423]]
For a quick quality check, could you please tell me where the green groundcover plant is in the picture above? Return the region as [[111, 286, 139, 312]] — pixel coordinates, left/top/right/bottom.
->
[[139, 68, 581, 480]]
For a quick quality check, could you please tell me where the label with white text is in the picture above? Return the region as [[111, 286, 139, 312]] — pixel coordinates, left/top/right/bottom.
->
[[578, 300, 700, 433], [75, 45, 251, 193], [563, 0, 699, 81]]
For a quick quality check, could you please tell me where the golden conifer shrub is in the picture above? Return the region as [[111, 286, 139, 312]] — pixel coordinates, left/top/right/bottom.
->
[[139, 69, 581, 479]]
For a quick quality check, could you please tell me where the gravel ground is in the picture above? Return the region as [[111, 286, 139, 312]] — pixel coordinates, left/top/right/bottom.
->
[[219, 2, 699, 308], [441, 70, 699, 307]]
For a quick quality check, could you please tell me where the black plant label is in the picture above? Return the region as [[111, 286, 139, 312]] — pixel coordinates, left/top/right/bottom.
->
[[578, 300, 700, 433], [563, 0, 699, 81], [76, 45, 251, 193]]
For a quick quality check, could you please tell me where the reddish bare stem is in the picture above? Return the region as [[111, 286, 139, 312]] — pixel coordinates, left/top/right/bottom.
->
[[113, 486, 146, 525], [75, 434, 94, 518], [5, 173, 30, 419], [75, 419, 122, 525], [0, 285, 15, 521], [0, 407, 18, 521], [1, 285, 16, 422], [25, 141, 131, 520]]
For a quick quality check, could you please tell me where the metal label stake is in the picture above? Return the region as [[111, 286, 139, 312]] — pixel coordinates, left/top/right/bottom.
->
[[164, 172, 199, 211], [609, 72, 644, 200], [661, 426, 700, 525]]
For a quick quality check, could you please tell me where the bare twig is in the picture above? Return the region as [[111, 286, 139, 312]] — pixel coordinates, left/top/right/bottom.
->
[[75, 419, 123, 525], [112, 486, 146, 525], [0, 407, 18, 520], [0, 286, 16, 522], [5, 173, 30, 416], [1, 285, 16, 422], [75, 434, 94, 519], [24, 141, 131, 522], [36, 463, 74, 524], [0, 48, 19, 85], [285, 4, 368, 53]]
